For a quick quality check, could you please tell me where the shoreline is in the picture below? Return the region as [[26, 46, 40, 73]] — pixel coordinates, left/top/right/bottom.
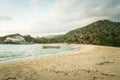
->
[[0, 44, 86, 64], [0, 43, 73, 63], [0, 44, 120, 80]]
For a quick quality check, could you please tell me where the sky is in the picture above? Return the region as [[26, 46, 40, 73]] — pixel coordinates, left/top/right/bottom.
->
[[0, 0, 120, 37]]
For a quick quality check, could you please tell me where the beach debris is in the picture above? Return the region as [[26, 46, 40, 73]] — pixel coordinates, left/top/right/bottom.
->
[[81, 69, 90, 73], [81, 69, 118, 79], [96, 61, 114, 65]]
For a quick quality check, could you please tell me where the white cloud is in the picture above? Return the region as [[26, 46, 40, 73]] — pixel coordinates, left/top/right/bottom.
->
[[29, 0, 108, 35], [0, 0, 120, 37], [30, 0, 120, 35]]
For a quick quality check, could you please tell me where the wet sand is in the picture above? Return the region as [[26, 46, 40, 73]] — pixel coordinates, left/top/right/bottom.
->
[[0, 44, 120, 80]]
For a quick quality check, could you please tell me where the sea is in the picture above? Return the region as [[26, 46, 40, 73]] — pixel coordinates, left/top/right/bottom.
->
[[0, 44, 72, 62]]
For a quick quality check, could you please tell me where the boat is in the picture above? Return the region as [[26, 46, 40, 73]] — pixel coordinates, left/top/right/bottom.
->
[[42, 45, 60, 49]]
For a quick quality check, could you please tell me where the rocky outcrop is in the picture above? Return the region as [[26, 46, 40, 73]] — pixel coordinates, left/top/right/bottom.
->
[[0, 34, 35, 44], [4, 35, 26, 44]]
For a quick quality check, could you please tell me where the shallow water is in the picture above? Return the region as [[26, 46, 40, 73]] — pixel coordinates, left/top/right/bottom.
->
[[0, 44, 72, 61]]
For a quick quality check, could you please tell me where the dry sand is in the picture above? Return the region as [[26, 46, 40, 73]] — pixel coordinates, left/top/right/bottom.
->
[[0, 44, 120, 80]]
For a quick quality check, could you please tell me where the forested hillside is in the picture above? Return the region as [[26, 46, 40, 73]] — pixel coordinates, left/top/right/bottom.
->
[[0, 20, 120, 46], [38, 20, 120, 46]]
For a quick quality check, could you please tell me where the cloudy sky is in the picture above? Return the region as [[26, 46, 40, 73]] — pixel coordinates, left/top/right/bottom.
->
[[0, 0, 120, 37]]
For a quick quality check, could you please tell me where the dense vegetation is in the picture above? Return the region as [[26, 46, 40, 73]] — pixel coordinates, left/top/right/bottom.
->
[[0, 20, 120, 47], [38, 20, 120, 47]]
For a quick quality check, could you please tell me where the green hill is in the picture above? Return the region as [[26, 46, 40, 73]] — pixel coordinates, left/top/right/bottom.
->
[[0, 20, 120, 46], [39, 20, 120, 47], [64, 20, 120, 46]]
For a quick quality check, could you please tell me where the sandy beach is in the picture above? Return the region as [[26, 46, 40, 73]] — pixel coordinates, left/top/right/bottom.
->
[[0, 44, 120, 80]]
